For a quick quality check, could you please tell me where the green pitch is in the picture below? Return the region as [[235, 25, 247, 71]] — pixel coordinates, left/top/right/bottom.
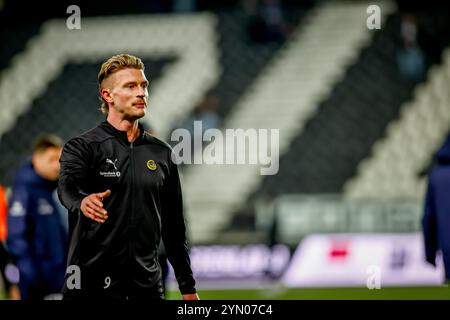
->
[[167, 286, 450, 300], [1, 287, 448, 300]]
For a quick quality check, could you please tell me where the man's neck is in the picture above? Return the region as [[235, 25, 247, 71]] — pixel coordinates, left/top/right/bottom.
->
[[106, 113, 140, 143]]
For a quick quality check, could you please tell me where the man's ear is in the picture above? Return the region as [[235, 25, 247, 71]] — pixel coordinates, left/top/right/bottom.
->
[[101, 88, 113, 104]]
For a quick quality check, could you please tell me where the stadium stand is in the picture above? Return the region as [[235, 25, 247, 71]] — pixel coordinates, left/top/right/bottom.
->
[[182, 1, 386, 243], [222, 7, 450, 239], [180, 7, 307, 122], [345, 48, 450, 199], [0, 5, 305, 243], [0, 24, 42, 72], [2, 0, 450, 247], [0, 58, 174, 185], [255, 10, 425, 198], [0, 14, 220, 142]]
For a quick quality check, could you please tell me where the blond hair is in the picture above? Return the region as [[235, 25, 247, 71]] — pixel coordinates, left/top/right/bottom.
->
[[97, 54, 145, 114]]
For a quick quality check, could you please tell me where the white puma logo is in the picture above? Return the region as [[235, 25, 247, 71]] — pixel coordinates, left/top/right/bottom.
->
[[106, 158, 118, 170]]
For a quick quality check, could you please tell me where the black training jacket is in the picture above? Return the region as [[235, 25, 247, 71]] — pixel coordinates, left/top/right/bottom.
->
[[58, 120, 196, 298]]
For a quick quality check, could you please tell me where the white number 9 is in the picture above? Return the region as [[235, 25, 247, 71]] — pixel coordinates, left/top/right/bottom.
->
[[104, 276, 111, 289]]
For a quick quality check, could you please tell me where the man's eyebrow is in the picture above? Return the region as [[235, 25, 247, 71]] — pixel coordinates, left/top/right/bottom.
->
[[122, 80, 149, 86], [123, 80, 137, 85]]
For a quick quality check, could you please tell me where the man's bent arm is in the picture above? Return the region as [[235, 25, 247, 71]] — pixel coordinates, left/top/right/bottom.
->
[[161, 156, 197, 296], [58, 138, 92, 212]]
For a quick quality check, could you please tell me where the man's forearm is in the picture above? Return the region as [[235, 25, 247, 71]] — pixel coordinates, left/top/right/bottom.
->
[[57, 179, 86, 212]]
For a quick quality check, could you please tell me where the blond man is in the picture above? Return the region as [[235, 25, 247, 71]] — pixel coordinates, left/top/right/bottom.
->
[[58, 54, 198, 300]]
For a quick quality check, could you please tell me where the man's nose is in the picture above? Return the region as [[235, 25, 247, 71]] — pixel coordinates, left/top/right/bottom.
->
[[137, 87, 146, 97]]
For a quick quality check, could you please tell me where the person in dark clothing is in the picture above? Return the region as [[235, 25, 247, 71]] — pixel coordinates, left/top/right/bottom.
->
[[58, 54, 198, 300], [423, 134, 450, 283], [1, 184, 21, 300], [7, 135, 67, 300]]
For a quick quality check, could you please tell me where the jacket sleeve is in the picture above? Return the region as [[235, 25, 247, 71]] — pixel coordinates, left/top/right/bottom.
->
[[7, 184, 37, 287], [58, 138, 92, 213], [161, 153, 196, 295], [422, 176, 438, 266]]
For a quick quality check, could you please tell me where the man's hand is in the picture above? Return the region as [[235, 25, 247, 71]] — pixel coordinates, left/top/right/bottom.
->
[[182, 293, 200, 300], [80, 190, 111, 223]]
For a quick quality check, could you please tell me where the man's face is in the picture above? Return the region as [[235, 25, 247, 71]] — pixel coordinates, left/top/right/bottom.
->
[[32, 147, 62, 181], [104, 68, 149, 120]]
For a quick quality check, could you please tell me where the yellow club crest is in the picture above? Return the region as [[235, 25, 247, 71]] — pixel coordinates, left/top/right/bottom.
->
[[147, 159, 157, 171]]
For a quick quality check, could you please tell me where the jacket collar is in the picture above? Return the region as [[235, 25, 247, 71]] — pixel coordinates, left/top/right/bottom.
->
[[101, 120, 146, 146]]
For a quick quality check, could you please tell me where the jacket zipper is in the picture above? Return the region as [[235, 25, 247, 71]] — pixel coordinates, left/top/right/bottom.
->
[[130, 141, 134, 223], [127, 141, 135, 296]]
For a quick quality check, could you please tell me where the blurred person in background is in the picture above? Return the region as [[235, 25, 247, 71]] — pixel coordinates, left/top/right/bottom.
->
[[179, 92, 220, 139], [7, 135, 67, 300], [58, 53, 198, 300], [195, 93, 220, 134], [0, 184, 20, 299], [172, 0, 196, 13], [245, 0, 288, 43], [172, 92, 221, 164], [397, 13, 425, 82], [422, 134, 450, 284]]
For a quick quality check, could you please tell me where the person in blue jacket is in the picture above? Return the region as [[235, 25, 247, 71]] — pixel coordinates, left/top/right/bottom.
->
[[7, 134, 67, 300], [423, 134, 450, 283]]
